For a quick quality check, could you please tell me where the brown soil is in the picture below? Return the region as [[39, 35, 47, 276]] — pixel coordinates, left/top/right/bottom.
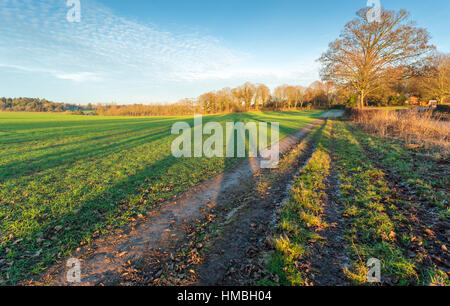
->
[[29, 120, 324, 286], [195, 123, 326, 285]]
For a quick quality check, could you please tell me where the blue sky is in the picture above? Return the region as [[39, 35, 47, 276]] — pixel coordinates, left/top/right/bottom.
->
[[0, 0, 449, 105]]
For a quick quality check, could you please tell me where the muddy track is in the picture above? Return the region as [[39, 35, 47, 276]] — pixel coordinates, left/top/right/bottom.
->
[[299, 122, 350, 286], [195, 122, 326, 285], [196, 120, 352, 286], [31, 120, 324, 286]]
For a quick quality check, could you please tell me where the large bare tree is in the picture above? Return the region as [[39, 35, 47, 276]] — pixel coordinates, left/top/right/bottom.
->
[[319, 8, 434, 108]]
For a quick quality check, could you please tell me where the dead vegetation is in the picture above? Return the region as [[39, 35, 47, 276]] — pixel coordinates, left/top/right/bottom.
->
[[352, 109, 450, 151]]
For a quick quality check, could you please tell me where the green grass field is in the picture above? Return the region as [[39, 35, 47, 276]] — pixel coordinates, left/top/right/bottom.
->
[[0, 111, 323, 284], [264, 120, 448, 286]]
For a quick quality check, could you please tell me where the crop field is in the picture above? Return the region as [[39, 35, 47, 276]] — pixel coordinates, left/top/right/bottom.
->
[[0, 111, 448, 286], [2, 0, 449, 292], [0, 111, 323, 284]]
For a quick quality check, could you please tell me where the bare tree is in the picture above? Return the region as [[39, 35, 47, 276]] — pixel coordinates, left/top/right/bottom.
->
[[273, 85, 288, 109], [216, 88, 234, 113], [285, 86, 296, 109], [421, 53, 450, 104], [199, 92, 217, 114], [293, 86, 305, 108], [285, 86, 304, 109], [255, 84, 271, 110], [235, 82, 256, 110], [319, 8, 434, 108]]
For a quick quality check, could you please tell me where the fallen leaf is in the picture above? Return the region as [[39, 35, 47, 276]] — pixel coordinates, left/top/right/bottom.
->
[[424, 229, 435, 238], [389, 231, 396, 239]]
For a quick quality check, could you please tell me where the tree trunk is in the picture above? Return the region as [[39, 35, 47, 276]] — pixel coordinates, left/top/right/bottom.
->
[[359, 91, 365, 109]]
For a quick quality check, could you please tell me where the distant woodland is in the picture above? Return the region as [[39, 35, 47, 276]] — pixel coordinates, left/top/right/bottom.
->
[[0, 97, 84, 113]]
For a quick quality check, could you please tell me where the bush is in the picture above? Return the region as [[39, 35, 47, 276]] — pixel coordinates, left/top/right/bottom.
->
[[388, 95, 408, 106]]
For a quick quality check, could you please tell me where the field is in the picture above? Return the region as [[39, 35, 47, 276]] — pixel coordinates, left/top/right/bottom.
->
[[3, 0, 449, 291], [265, 120, 449, 286], [0, 110, 448, 286], [0, 111, 323, 284]]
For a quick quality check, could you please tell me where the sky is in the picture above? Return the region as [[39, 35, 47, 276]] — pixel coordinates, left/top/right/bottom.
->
[[0, 0, 449, 105]]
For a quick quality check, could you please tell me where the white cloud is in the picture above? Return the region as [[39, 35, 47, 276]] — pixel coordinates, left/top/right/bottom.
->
[[0, 0, 319, 101], [0, 63, 102, 83], [55, 72, 103, 82], [0, 0, 244, 84]]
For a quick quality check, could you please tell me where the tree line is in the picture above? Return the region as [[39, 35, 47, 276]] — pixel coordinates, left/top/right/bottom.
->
[[0, 97, 84, 113], [0, 84, 333, 116], [94, 82, 338, 116]]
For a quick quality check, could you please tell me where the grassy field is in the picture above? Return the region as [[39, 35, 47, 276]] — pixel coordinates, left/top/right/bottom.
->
[[265, 119, 448, 286], [265, 123, 332, 286], [0, 111, 323, 284]]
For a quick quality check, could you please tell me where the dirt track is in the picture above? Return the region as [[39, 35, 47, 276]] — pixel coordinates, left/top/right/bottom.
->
[[293, 123, 350, 286], [196, 122, 326, 285], [34, 120, 325, 286]]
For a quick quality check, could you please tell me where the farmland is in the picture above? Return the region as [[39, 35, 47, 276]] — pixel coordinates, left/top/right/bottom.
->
[[265, 119, 449, 286], [0, 111, 323, 284], [0, 110, 448, 286], [2, 0, 450, 292]]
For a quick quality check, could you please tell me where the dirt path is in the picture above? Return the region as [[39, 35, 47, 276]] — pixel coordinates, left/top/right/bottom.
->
[[33, 120, 324, 286], [195, 123, 326, 285], [195, 120, 352, 286], [298, 123, 349, 286]]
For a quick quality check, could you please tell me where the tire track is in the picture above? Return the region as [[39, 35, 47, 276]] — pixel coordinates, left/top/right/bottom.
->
[[31, 120, 324, 286]]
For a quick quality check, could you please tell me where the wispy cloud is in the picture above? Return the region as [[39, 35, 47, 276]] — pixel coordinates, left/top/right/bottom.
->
[[0, 0, 318, 102], [55, 72, 103, 82], [0, 63, 103, 82], [0, 0, 244, 84]]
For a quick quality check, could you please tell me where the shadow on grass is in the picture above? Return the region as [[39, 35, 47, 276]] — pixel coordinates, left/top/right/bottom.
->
[[0, 128, 171, 183], [2, 112, 322, 283]]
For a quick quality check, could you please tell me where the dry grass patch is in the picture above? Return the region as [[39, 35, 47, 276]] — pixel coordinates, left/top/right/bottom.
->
[[353, 109, 450, 151]]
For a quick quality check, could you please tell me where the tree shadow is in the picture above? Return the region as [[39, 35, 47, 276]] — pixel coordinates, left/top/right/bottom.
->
[[2, 112, 321, 283], [0, 128, 171, 183], [6, 149, 241, 282]]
